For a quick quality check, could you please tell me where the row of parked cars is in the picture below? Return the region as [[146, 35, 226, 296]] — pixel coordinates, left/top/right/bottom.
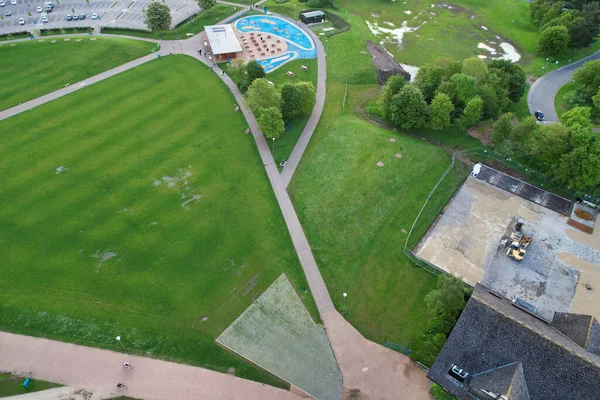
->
[[1, 0, 100, 25]]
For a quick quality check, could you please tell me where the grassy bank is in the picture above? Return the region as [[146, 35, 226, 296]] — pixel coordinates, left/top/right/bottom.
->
[[0, 37, 157, 111], [0, 55, 316, 386]]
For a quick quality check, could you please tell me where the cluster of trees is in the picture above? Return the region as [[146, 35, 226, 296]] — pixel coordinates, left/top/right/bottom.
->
[[564, 60, 600, 116], [531, 0, 600, 55], [492, 106, 600, 190], [379, 57, 527, 132], [235, 61, 316, 141], [145, 0, 216, 32], [410, 275, 472, 367]]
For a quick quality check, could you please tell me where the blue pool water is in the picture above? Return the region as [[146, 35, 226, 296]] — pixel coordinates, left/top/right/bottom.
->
[[234, 15, 316, 72]]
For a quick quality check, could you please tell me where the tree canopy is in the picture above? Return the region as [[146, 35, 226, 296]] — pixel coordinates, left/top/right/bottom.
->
[[257, 107, 285, 140], [281, 83, 304, 120], [429, 92, 454, 131], [197, 0, 216, 11], [389, 85, 428, 129], [245, 78, 281, 114], [245, 60, 266, 85], [144, 1, 172, 32], [538, 25, 570, 55], [379, 75, 408, 119], [295, 81, 317, 114]]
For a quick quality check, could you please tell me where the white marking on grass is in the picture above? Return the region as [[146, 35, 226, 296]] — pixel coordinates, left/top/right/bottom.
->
[[55, 166, 68, 175], [478, 42, 496, 54], [404, 10, 412, 15], [383, 21, 395, 27], [400, 63, 419, 81], [181, 194, 201, 209], [481, 26, 488, 31], [153, 180, 161, 186], [478, 55, 487, 59], [499, 42, 521, 62], [366, 20, 423, 46], [92, 249, 117, 272]]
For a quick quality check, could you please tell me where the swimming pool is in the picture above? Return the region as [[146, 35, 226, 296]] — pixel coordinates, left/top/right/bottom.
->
[[234, 15, 316, 72]]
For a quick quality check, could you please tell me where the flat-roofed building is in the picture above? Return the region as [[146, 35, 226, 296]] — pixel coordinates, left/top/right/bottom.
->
[[299, 10, 326, 25], [204, 24, 243, 61]]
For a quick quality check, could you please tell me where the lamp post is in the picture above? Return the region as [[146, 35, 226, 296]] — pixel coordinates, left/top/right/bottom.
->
[[272, 137, 275, 154], [342, 292, 347, 316], [116, 336, 126, 352]]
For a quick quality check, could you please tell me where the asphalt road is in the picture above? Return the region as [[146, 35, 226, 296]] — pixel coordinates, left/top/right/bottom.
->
[[528, 50, 600, 122], [0, 0, 200, 34]]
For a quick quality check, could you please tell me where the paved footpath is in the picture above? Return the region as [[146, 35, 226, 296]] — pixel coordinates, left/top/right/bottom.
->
[[279, 16, 327, 188], [0, 332, 302, 400]]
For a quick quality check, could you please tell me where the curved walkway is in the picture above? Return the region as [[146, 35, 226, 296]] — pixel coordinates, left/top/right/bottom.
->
[[528, 50, 600, 123], [0, 12, 431, 400]]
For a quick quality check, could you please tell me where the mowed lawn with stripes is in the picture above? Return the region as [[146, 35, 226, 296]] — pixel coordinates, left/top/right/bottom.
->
[[0, 37, 158, 111], [0, 55, 315, 385]]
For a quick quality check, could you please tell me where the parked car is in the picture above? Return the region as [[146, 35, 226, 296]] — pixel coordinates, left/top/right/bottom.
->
[[10, 0, 16, 5], [45, 5, 52, 12], [0, 1, 5, 7], [18, 17, 24, 25], [91, 12, 99, 20], [36, 6, 42, 12], [41, 15, 48, 23], [5, 10, 11, 16], [79, 13, 85, 20], [72, 14, 78, 20], [535, 110, 545, 121], [65, 14, 71, 21]]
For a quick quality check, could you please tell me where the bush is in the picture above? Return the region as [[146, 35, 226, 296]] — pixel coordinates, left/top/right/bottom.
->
[[538, 25, 570, 55], [430, 384, 458, 400]]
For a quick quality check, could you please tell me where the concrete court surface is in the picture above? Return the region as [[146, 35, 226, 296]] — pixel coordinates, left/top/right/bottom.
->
[[416, 176, 600, 320]]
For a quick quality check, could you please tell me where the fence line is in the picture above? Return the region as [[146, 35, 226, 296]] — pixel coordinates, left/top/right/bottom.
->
[[402, 146, 599, 277]]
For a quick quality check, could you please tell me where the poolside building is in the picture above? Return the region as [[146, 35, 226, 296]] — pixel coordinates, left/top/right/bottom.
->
[[300, 10, 326, 25], [204, 24, 243, 61]]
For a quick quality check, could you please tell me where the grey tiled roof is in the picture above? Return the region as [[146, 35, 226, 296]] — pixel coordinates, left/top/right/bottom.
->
[[551, 313, 594, 348], [428, 284, 600, 400], [468, 362, 530, 400]]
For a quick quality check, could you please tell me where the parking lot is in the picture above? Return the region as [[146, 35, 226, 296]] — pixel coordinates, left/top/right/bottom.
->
[[0, 0, 201, 34]]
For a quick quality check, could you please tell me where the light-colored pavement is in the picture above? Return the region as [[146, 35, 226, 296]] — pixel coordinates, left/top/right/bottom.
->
[[323, 311, 432, 400], [528, 50, 600, 122], [280, 16, 326, 189], [0, 331, 303, 400]]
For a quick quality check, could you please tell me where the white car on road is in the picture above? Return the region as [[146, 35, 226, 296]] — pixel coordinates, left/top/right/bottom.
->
[[18, 17, 24, 25], [0, 1, 5, 7], [91, 12, 99, 20], [37, 6, 42, 12], [11, 0, 16, 5], [41, 15, 48, 23]]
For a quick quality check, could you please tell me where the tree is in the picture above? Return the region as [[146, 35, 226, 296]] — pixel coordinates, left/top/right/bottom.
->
[[245, 78, 281, 114], [450, 73, 477, 106], [280, 83, 304, 120], [197, 0, 216, 11], [425, 274, 471, 321], [228, 59, 249, 92], [514, 116, 539, 139], [389, 85, 428, 129], [425, 317, 454, 335], [582, 2, 600, 46], [561, 106, 591, 129], [257, 107, 285, 140], [478, 84, 500, 119], [530, 0, 552, 23], [414, 64, 445, 103], [429, 92, 454, 130], [573, 60, 600, 102], [544, 10, 587, 48], [492, 113, 515, 145], [538, 25, 570, 56], [555, 124, 600, 189], [592, 88, 600, 112], [462, 57, 488, 82], [488, 59, 527, 103], [459, 96, 484, 129], [144, 1, 171, 32], [379, 75, 408, 119], [526, 123, 570, 173], [295, 81, 316, 114], [410, 333, 446, 367], [245, 60, 266, 84], [434, 58, 462, 80]]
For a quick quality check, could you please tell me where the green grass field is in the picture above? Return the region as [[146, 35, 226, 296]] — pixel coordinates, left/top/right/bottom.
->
[[0, 55, 316, 386], [0, 373, 61, 397], [287, 7, 466, 347], [101, 5, 237, 40], [0, 37, 157, 111]]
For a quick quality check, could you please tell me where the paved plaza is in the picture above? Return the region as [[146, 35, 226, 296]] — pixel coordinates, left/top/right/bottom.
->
[[0, 0, 201, 34]]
